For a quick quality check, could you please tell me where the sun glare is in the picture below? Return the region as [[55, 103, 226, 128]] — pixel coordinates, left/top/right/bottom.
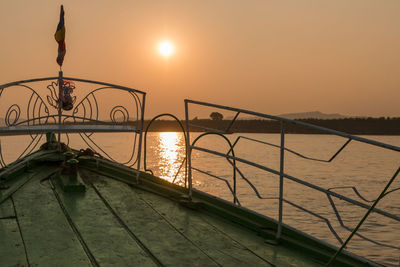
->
[[158, 41, 174, 57], [159, 132, 183, 183]]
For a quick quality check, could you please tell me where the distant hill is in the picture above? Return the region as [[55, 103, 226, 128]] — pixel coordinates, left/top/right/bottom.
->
[[277, 111, 347, 120]]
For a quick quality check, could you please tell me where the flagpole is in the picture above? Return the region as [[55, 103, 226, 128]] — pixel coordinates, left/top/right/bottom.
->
[[55, 5, 65, 150], [57, 70, 63, 150]]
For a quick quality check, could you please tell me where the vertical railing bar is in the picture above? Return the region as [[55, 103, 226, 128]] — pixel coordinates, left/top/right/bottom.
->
[[276, 121, 285, 240], [326, 167, 400, 266], [225, 111, 240, 133], [185, 100, 193, 198], [57, 71, 63, 150], [135, 93, 146, 183]]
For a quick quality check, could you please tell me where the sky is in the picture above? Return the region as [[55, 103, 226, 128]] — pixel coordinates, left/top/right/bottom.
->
[[0, 0, 399, 119]]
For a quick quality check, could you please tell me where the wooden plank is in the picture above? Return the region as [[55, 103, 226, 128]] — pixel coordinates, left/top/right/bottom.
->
[[202, 213, 321, 266], [0, 167, 34, 204], [57, 174, 156, 266], [0, 218, 27, 266], [0, 164, 58, 204], [12, 172, 92, 267], [135, 187, 274, 266], [0, 198, 26, 266], [92, 175, 218, 266], [0, 198, 14, 218]]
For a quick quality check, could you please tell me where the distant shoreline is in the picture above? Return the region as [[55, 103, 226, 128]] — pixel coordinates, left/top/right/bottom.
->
[[142, 118, 400, 135], [1, 118, 399, 135]]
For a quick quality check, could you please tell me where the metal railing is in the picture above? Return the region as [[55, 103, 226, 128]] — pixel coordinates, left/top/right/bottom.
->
[[184, 99, 400, 265], [143, 113, 188, 187], [0, 75, 146, 172]]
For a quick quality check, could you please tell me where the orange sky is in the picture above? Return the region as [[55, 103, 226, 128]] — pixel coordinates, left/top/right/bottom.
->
[[0, 0, 399, 118]]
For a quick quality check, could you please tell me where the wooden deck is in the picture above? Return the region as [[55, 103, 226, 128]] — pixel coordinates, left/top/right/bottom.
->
[[0, 150, 372, 266]]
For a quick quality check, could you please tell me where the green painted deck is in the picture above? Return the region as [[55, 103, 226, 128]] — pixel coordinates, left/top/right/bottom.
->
[[0, 149, 373, 266]]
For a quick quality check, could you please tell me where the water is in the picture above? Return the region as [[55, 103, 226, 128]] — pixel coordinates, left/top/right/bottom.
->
[[137, 132, 400, 266], [1, 132, 399, 266]]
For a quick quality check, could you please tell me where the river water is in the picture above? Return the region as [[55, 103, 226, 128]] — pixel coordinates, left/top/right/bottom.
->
[[2, 133, 399, 266], [142, 132, 400, 266]]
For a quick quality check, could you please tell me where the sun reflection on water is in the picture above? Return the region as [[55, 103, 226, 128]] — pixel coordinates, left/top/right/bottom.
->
[[157, 132, 185, 185]]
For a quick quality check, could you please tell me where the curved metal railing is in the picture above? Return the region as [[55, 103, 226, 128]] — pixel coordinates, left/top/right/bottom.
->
[[184, 99, 400, 266], [143, 113, 188, 186], [0, 74, 146, 170]]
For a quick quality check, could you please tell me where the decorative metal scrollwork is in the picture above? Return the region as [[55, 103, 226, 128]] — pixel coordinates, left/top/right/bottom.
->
[[110, 105, 129, 123], [47, 80, 76, 111], [0, 76, 145, 168], [5, 104, 20, 126]]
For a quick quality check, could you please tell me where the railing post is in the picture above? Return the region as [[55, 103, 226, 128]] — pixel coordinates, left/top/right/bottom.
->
[[184, 100, 193, 199], [57, 71, 63, 150], [136, 93, 146, 183], [276, 121, 285, 240]]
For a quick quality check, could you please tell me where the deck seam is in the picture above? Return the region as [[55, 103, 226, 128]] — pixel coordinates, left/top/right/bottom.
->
[[49, 178, 99, 267], [90, 182, 164, 267], [201, 213, 276, 266], [0, 216, 16, 220], [135, 191, 223, 267], [10, 196, 30, 267]]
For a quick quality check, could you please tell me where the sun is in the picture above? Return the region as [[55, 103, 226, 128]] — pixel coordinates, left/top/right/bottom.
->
[[158, 41, 174, 57]]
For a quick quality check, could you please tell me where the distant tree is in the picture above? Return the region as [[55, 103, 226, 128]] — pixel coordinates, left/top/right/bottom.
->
[[210, 112, 223, 121]]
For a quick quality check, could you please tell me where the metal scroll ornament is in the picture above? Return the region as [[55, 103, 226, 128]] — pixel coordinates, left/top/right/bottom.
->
[[60, 80, 75, 110], [47, 80, 76, 111]]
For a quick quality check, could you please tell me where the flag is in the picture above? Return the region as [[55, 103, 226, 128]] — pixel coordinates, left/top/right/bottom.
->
[[55, 5, 66, 67]]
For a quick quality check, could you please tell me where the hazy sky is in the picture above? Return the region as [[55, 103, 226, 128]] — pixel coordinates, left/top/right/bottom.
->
[[0, 0, 399, 118]]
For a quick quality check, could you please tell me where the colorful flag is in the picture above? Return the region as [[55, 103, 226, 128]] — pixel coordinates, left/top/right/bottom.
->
[[55, 5, 66, 67]]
